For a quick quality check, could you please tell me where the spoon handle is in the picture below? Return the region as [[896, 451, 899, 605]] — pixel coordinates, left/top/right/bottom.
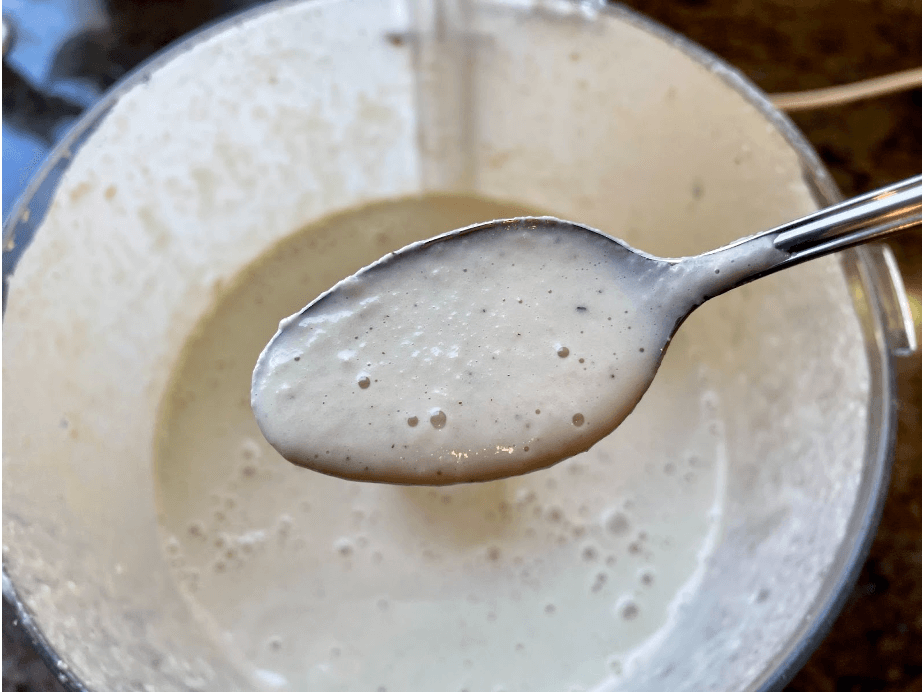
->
[[769, 175, 921, 262], [693, 176, 921, 300]]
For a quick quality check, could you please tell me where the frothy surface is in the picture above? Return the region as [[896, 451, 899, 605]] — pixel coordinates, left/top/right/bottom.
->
[[252, 220, 680, 484], [155, 194, 726, 691]]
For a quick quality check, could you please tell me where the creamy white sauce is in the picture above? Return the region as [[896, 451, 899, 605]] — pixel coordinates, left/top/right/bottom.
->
[[252, 219, 688, 484], [155, 194, 726, 691]]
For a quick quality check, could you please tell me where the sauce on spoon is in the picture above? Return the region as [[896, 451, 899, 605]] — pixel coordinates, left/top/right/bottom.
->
[[252, 219, 688, 485]]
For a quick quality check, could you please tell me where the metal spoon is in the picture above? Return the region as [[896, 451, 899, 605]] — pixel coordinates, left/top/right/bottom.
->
[[252, 176, 921, 485]]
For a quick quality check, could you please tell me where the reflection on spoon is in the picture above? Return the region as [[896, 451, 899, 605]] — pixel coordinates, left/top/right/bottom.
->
[[252, 176, 921, 485]]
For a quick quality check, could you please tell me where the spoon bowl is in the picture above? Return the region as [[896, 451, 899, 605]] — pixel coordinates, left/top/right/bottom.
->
[[253, 218, 677, 484]]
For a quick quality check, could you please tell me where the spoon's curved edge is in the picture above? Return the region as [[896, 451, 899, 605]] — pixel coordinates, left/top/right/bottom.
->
[[276, 420, 616, 487], [250, 216, 676, 484]]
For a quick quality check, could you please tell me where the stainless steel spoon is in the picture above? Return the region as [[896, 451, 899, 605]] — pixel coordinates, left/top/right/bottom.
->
[[252, 176, 921, 485]]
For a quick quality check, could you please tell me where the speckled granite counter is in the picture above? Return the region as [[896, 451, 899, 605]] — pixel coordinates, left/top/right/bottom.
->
[[3, 0, 920, 690]]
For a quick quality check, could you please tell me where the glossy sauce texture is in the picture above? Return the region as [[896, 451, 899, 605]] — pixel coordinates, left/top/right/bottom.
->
[[252, 219, 679, 484]]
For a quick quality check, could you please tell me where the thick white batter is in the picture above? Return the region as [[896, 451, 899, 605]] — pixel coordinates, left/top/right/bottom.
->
[[252, 219, 679, 484], [155, 194, 726, 691]]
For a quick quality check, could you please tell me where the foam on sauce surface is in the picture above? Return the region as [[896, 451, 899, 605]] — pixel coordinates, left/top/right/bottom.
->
[[252, 219, 679, 484], [155, 194, 726, 691]]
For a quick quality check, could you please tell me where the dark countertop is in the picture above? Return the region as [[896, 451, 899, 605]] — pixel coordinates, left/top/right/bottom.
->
[[3, 1, 921, 690]]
